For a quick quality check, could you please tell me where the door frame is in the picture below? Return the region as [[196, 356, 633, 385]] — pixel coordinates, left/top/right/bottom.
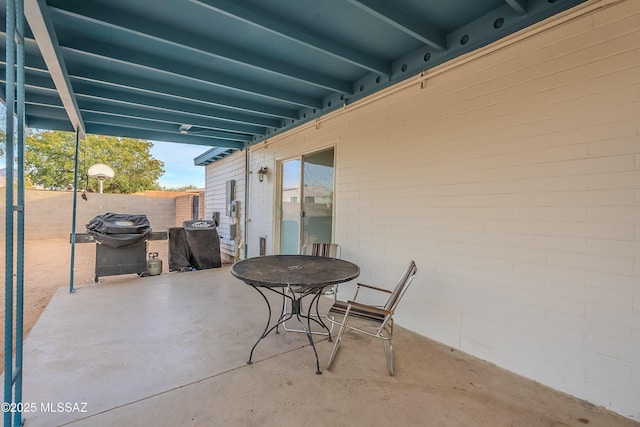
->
[[274, 144, 337, 254]]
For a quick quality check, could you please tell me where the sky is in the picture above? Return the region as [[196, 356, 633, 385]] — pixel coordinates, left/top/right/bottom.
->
[[150, 141, 209, 189], [1, 101, 205, 189], [0, 137, 209, 189]]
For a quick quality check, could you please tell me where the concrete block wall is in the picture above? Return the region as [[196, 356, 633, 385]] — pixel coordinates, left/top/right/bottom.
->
[[0, 189, 178, 239], [175, 191, 205, 226], [175, 194, 194, 226], [228, 0, 639, 419]]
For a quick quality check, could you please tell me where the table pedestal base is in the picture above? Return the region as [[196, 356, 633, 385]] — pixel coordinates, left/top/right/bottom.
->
[[247, 285, 331, 374]]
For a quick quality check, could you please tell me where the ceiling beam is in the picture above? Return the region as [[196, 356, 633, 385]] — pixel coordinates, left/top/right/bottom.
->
[[25, 103, 250, 145], [346, 0, 446, 50], [25, 116, 75, 132], [23, 92, 63, 109], [71, 83, 280, 129], [11, 67, 294, 126], [0, 46, 49, 73], [505, 0, 528, 16], [24, 0, 85, 138], [2, 59, 279, 130], [0, 65, 58, 93], [77, 99, 264, 137], [0, 65, 69, 101], [24, 115, 242, 149], [24, 103, 68, 119], [48, 3, 353, 94], [192, 0, 390, 75], [81, 111, 253, 143], [61, 37, 322, 109], [66, 64, 299, 120], [84, 124, 244, 149]]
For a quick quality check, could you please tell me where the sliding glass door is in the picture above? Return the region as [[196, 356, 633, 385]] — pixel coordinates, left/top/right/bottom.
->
[[279, 147, 335, 254]]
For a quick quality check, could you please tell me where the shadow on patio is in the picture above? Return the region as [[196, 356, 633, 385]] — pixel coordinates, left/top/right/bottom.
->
[[17, 268, 635, 427]]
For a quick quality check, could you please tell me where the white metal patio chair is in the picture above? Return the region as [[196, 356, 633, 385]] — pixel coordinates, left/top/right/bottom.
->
[[281, 243, 342, 335], [326, 260, 417, 376], [302, 242, 341, 298]]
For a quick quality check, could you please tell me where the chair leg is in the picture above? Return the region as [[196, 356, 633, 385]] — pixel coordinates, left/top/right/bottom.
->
[[382, 319, 394, 375], [327, 311, 350, 369], [382, 338, 393, 376]]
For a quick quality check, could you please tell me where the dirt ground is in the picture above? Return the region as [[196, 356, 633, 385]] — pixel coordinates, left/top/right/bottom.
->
[[0, 238, 169, 369]]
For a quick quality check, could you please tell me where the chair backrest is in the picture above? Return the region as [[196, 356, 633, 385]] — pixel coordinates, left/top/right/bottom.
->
[[383, 260, 417, 312], [301, 242, 341, 258]]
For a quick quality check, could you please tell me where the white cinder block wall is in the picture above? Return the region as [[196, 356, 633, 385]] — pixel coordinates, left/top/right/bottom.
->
[[206, 0, 640, 419]]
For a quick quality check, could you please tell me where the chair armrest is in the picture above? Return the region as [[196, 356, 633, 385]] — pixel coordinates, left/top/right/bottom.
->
[[347, 300, 392, 317], [356, 283, 392, 294]]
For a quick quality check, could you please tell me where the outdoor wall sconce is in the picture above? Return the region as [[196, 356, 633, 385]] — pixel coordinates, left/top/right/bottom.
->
[[257, 166, 269, 183]]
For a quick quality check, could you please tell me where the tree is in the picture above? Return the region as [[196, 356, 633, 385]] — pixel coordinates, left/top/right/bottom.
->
[[161, 184, 199, 192], [25, 130, 165, 193]]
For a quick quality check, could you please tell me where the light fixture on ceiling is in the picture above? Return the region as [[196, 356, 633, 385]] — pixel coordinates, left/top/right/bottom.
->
[[257, 166, 268, 183], [179, 124, 193, 134]]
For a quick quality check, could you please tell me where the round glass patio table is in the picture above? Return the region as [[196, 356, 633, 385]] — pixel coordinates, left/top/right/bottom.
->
[[231, 255, 360, 374]]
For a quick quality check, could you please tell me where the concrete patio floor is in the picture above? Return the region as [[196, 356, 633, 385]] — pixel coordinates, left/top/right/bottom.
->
[[15, 267, 637, 427]]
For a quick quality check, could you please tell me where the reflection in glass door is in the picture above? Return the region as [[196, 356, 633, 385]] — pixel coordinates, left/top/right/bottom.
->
[[301, 148, 334, 249], [278, 148, 334, 254], [279, 158, 301, 254]]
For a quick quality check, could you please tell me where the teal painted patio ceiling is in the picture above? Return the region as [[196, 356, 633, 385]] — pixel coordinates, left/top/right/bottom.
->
[[1, 0, 587, 164]]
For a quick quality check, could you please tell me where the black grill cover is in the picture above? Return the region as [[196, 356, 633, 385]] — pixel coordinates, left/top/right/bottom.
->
[[168, 227, 191, 271], [184, 223, 221, 269], [182, 220, 217, 230], [169, 221, 221, 271], [86, 213, 151, 248]]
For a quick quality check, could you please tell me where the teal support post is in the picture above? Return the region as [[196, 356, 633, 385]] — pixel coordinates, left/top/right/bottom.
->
[[244, 148, 249, 259], [4, 2, 26, 425], [3, 0, 16, 426], [13, 0, 26, 425], [69, 131, 80, 293]]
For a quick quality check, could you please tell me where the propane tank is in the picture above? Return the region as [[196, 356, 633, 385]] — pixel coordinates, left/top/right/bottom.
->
[[147, 252, 162, 276]]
